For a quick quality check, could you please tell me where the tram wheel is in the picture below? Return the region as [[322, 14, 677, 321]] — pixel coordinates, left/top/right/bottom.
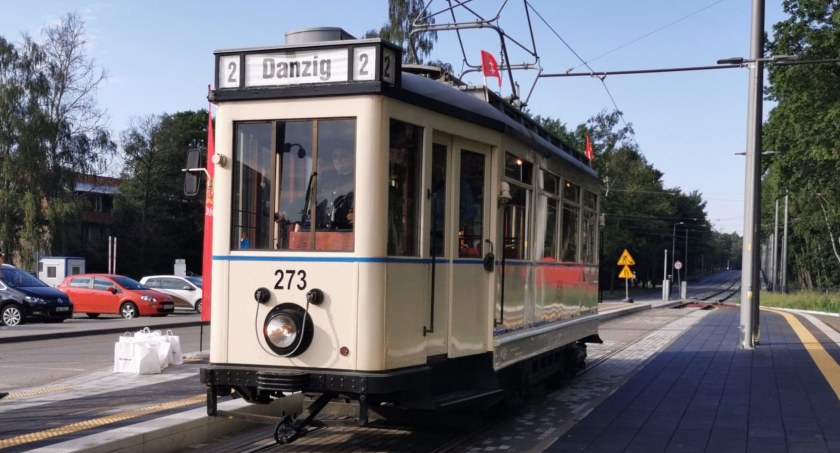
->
[[274, 416, 304, 445]]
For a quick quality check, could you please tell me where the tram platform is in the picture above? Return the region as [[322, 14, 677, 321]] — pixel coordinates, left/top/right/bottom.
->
[[546, 304, 840, 452]]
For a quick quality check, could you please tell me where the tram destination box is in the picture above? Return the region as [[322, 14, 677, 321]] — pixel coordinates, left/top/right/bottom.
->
[[214, 35, 401, 101]]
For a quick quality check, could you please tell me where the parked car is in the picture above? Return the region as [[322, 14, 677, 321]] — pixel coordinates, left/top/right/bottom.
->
[[0, 264, 73, 326], [139, 275, 203, 313], [57, 274, 175, 319]]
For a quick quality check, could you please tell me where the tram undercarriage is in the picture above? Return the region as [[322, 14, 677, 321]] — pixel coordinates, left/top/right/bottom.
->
[[201, 339, 595, 445]]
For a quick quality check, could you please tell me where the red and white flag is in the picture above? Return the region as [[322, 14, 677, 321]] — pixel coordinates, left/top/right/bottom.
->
[[585, 135, 594, 161], [480, 50, 502, 88]]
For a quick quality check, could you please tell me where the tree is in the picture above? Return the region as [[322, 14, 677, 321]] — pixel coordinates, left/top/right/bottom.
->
[[111, 111, 207, 278], [764, 0, 840, 290], [366, 0, 437, 64], [0, 13, 113, 269]]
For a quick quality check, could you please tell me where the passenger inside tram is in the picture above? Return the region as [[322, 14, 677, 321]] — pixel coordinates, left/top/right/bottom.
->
[[315, 147, 354, 230]]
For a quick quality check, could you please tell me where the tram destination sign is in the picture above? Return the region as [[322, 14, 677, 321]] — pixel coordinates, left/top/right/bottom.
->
[[216, 41, 399, 90]]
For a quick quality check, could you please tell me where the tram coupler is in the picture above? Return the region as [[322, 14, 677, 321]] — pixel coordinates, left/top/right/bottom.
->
[[273, 393, 333, 445]]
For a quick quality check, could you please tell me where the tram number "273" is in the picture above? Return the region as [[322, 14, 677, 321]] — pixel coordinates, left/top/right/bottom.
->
[[274, 269, 307, 290]]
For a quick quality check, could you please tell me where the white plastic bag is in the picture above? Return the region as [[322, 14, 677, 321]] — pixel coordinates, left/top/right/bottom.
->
[[164, 329, 183, 365], [134, 327, 170, 369], [133, 342, 162, 375], [114, 340, 135, 373]]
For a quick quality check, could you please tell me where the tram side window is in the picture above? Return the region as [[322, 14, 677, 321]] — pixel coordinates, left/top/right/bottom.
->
[[232, 123, 273, 250], [459, 150, 484, 258], [536, 170, 560, 260], [504, 183, 530, 259], [387, 120, 422, 256], [430, 143, 447, 257], [502, 153, 532, 260], [561, 181, 581, 262], [581, 190, 598, 264]]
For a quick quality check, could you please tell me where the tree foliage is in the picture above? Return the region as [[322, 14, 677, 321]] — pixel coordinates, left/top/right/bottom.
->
[[764, 0, 840, 290], [111, 111, 207, 278], [0, 13, 113, 269], [535, 110, 736, 293], [365, 0, 437, 64]]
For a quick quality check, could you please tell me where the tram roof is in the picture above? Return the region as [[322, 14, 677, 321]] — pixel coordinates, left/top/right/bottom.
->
[[211, 34, 596, 179], [396, 71, 597, 178]]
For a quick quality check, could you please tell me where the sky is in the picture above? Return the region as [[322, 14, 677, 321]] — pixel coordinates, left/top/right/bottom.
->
[[1, 1, 788, 235]]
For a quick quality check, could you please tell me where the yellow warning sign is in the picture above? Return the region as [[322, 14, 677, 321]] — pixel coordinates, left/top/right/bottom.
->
[[618, 265, 634, 279], [617, 249, 635, 266]]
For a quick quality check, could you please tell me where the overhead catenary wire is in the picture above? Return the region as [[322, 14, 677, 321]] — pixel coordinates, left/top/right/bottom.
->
[[525, 2, 641, 152]]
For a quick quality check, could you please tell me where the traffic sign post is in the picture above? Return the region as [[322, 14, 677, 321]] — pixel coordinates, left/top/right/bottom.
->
[[617, 249, 635, 302], [674, 260, 683, 298]]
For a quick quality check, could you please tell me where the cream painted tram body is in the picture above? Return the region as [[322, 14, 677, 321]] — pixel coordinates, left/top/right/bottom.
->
[[200, 28, 601, 436]]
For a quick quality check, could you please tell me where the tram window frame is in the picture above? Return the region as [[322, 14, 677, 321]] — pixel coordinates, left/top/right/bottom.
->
[[504, 152, 533, 183], [231, 122, 274, 251], [560, 180, 581, 262], [387, 119, 423, 256], [458, 150, 485, 258], [536, 169, 561, 260], [502, 152, 533, 260], [231, 118, 357, 252], [581, 190, 598, 264]]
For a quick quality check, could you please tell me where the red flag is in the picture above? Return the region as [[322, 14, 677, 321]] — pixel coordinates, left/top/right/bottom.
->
[[480, 50, 502, 88], [585, 135, 594, 161], [201, 88, 215, 322]]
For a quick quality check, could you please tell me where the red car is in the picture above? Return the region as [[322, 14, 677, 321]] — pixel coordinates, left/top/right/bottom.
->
[[57, 274, 175, 319]]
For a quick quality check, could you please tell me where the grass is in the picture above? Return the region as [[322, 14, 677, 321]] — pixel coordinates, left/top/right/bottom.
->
[[760, 291, 840, 314]]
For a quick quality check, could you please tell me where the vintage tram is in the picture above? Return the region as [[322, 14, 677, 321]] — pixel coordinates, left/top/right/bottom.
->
[[199, 27, 601, 443]]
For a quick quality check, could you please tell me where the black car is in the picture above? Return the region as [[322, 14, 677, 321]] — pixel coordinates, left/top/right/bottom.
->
[[0, 264, 73, 326]]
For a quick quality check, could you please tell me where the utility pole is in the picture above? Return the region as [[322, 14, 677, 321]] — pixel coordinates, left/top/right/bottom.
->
[[739, 0, 765, 349], [781, 192, 789, 292]]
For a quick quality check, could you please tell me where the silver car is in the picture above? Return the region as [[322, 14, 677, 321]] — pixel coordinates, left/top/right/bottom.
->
[[139, 275, 203, 313]]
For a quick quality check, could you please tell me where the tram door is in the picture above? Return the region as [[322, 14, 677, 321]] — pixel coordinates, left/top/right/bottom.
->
[[431, 136, 491, 358]]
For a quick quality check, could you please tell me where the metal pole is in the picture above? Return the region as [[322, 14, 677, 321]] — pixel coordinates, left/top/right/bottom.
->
[[781, 193, 789, 292], [772, 198, 779, 291], [672, 222, 683, 292], [671, 222, 683, 284], [684, 226, 688, 281], [740, 0, 764, 349], [663, 248, 669, 301]]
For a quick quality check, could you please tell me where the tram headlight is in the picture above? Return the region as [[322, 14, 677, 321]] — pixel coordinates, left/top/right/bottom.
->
[[263, 303, 313, 357], [266, 313, 298, 348]]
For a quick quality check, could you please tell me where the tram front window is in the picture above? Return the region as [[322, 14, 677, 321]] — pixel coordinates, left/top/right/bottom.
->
[[232, 118, 356, 252]]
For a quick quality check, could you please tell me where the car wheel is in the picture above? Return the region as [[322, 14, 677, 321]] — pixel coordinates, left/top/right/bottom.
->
[[1, 304, 24, 327], [120, 302, 139, 319], [86, 313, 100, 319], [195, 300, 202, 314]]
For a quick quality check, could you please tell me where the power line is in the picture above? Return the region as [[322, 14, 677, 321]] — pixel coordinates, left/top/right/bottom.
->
[[566, 0, 727, 72], [543, 64, 740, 79], [525, 2, 640, 151]]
